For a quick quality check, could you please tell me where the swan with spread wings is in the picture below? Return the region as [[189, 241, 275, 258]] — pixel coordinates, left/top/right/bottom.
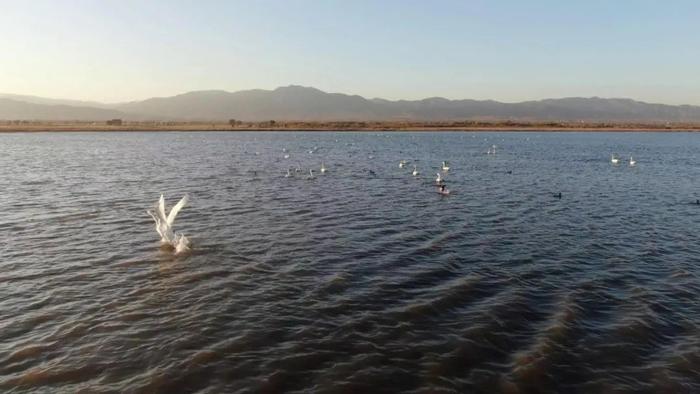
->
[[147, 194, 190, 254]]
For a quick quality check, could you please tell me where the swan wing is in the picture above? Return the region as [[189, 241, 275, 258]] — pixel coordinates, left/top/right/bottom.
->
[[147, 209, 160, 232], [147, 209, 157, 224], [157, 194, 167, 221], [166, 194, 189, 225], [147, 209, 169, 241]]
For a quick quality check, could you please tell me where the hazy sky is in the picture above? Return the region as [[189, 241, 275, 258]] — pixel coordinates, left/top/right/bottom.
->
[[1, 0, 698, 104]]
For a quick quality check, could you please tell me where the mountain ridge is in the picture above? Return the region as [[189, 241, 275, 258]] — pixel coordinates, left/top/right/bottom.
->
[[0, 98, 127, 121], [2, 85, 700, 122]]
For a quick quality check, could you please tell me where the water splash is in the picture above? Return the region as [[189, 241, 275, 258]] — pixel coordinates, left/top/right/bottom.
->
[[174, 234, 190, 254]]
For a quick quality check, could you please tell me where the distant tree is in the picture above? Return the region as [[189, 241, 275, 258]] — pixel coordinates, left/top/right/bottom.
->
[[229, 119, 237, 127]]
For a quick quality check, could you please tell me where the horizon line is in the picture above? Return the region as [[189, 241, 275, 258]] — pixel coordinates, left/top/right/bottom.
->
[[1, 85, 698, 108]]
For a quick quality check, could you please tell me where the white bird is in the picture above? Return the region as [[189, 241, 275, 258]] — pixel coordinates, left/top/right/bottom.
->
[[441, 161, 450, 171], [611, 154, 619, 164], [629, 156, 636, 166], [320, 163, 327, 173], [285, 169, 292, 178], [436, 172, 443, 183], [283, 154, 290, 159], [399, 160, 406, 168], [412, 166, 419, 176], [147, 194, 190, 253], [307, 169, 315, 179]]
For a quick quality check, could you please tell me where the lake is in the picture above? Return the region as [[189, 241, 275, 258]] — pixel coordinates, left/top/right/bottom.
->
[[1, 131, 699, 393]]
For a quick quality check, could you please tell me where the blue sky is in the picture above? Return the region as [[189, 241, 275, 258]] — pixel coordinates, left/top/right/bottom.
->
[[1, 0, 698, 104]]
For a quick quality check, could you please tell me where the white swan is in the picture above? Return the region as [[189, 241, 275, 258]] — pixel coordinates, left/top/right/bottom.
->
[[611, 154, 619, 164], [285, 169, 292, 178], [320, 163, 327, 173], [412, 166, 419, 176], [436, 172, 443, 183], [147, 194, 190, 253], [441, 161, 450, 171], [399, 160, 406, 168], [307, 169, 315, 179], [629, 156, 636, 166]]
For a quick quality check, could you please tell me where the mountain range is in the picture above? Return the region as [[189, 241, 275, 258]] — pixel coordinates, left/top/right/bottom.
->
[[2, 86, 700, 122]]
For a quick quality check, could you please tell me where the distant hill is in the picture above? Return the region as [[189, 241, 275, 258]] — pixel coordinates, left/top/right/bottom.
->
[[0, 98, 126, 121], [0, 93, 112, 109], [3, 86, 700, 122], [114, 87, 381, 121]]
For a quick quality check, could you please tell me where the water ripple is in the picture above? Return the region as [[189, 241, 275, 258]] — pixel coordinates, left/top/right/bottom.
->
[[1, 131, 700, 392]]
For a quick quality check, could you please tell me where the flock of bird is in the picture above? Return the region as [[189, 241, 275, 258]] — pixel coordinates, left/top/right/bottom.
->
[[148, 144, 649, 255], [397, 159, 453, 195], [284, 162, 327, 179], [611, 154, 636, 166], [146, 144, 488, 254]]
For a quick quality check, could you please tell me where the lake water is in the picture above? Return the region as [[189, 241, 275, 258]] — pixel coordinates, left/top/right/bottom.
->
[[1, 131, 700, 393]]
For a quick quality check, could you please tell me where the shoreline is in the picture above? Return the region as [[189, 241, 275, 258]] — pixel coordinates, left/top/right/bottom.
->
[[2, 121, 700, 133], [2, 127, 699, 133]]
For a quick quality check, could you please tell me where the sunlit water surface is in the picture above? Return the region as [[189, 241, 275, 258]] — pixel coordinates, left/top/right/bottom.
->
[[2, 131, 700, 393]]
